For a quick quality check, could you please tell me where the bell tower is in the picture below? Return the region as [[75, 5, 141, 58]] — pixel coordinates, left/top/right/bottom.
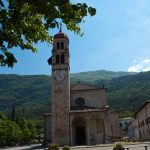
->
[[48, 27, 70, 145]]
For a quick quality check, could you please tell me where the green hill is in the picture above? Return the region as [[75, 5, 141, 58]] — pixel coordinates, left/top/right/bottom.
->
[[71, 70, 134, 81], [107, 71, 150, 112], [0, 74, 51, 118], [1, 70, 149, 119]]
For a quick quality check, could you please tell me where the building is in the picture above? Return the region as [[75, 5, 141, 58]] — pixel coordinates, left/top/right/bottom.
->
[[135, 101, 150, 140], [127, 119, 139, 139], [119, 117, 134, 137], [126, 101, 150, 140], [43, 29, 121, 146]]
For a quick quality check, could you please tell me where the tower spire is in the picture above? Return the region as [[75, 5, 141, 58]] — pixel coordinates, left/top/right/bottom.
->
[[59, 22, 62, 32]]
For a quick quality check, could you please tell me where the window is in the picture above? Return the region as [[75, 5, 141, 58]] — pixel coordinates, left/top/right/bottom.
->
[[143, 121, 145, 126], [125, 122, 128, 125], [120, 123, 123, 127], [61, 42, 64, 49], [138, 123, 140, 128], [61, 54, 65, 64], [111, 125, 113, 135], [147, 117, 150, 124], [57, 42, 60, 49], [56, 54, 60, 64], [75, 97, 85, 107]]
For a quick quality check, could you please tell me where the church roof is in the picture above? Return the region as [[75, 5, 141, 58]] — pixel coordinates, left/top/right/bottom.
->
[[71, 82, 106, 91], [134, 100, 150, 117], [54, 26, 68, 40], [54, 31, 68, 39]]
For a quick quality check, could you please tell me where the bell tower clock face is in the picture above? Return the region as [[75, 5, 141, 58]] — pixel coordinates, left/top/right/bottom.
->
[[53, 70, 67, 84]]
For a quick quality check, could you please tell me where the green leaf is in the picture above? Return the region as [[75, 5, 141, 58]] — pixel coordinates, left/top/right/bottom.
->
[[88, 7, 96, 16], [0, 0, 96, 67]]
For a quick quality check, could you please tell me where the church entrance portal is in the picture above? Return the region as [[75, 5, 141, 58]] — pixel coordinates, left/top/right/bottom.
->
[[75, 126, 86, 145], [72, 117, 87, 145]]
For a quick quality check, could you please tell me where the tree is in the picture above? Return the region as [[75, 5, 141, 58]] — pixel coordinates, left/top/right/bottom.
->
[[0, 112, 37, 146], [0, 112, 7, 146], [18, 117, 36, 143], [0, 112, 22, 146], [0, 0, 96, 67], [11, 105, 16, 122], [5, 120, 22, 145], [28, 121, 36, 141]]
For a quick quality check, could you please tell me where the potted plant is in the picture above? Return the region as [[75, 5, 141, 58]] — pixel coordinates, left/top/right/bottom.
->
[[113, 143, 124, 150], [63, 145, 70, 150], [48, 143, 59, 150]]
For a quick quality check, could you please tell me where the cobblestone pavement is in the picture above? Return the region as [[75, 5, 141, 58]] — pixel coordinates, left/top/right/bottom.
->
[[123, 143, 150, 150], [70, 143, 150, 150], [1, 142, 150, 150], [71, 146, 113, 150], [0, 144, 43, 150]]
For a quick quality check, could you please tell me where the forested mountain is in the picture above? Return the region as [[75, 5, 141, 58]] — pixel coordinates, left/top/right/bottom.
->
[[0, 75, 51, 118], [107, 71, 150, 112], [1, 70, 150, 119]]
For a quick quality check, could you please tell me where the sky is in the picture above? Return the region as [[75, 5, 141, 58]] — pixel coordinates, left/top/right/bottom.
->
[[1, 0, 150, 75]]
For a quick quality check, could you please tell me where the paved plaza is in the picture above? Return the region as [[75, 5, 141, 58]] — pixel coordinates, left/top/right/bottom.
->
[[1, 142, 150, 150], [72, 143, 150, 150]]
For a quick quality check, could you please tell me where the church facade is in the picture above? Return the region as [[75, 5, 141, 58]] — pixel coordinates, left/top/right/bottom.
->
[[43, 29, 121, 146]]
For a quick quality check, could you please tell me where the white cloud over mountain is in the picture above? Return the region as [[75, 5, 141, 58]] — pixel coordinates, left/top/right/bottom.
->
[[128, 59, 150, 72]]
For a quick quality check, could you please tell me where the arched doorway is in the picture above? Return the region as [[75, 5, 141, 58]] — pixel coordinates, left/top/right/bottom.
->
[[72, 117, 87, 145]]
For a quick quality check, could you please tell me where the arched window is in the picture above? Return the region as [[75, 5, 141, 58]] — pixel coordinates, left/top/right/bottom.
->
[[56, 54, 60, 64], [61, 42, 64, 49], [61, 54, 65, 64], [57, 42, 60, 49]]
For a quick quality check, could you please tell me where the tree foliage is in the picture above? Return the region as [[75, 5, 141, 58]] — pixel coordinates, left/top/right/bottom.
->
[[18, 117, 36, 143], [0, 112, 22, 146], [0, 71, 134, 119], [0, 0, 96, 67], [0, 70, 141, 120], [11, 105, 16, 121], [0, 112, 36, 147]]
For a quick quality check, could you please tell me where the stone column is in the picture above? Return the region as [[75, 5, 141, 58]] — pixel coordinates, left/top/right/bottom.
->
[[86, 117, 90, 145], [70, 115, 73, 146]]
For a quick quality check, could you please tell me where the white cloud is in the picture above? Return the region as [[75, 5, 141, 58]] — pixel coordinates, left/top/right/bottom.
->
[[128, 59, 150, 72], [143, 66, 150, 72], [143, 59, 150, 64]]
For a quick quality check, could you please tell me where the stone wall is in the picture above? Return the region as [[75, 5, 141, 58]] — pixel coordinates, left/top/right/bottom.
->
[[70, 84, 107, 108], [43, 114, 51, 144]]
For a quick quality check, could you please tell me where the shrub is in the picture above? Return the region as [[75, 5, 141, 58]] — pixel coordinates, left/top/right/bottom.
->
[[113, 143, 124, 150], [48, 143, 59, 150], [63, 145, 70, 150]]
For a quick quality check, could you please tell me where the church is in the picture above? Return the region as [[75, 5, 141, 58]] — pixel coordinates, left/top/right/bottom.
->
[[43, 28, 121, 146]]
